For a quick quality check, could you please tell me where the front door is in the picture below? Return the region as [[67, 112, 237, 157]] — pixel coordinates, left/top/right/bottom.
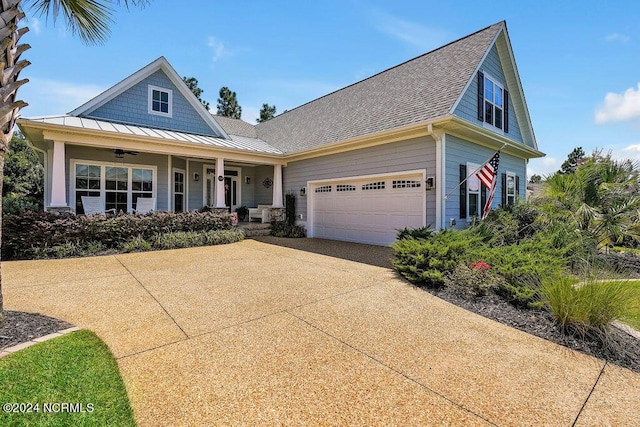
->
[[225, 176, 239, 212], [203, 165, 240, 211]]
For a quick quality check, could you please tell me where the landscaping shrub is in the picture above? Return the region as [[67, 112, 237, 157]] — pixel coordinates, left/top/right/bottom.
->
[[121, 236, 152, 253], [2, 210, 236, 260], [152, 229, 244, 250], [396, 226, 434, 241], [541, 277, 638, 338], [445, 261, 504, 297], [392, 229, 478, 288], [466, 237, 565, 308], [270, 220, 306, 238]]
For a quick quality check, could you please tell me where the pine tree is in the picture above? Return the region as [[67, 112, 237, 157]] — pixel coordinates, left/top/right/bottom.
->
[[216, 87, 242, 119], [257, 103, 276, 123], [183, 76, 210, 110]]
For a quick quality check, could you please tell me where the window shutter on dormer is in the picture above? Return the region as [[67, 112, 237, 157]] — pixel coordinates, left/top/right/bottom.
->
[[477, 71, 485, 121], [460, 164, 467, 219], [504, 89, 509, 133]]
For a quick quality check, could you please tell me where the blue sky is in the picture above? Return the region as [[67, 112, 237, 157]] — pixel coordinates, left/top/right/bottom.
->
[[19, 0, 640, 178]]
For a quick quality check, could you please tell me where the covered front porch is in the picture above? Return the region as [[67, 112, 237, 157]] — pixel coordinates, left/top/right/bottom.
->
[[17, 116, 287, 217]]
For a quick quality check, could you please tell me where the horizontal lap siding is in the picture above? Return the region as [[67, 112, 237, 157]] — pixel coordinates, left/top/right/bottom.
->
[[65, 145, 169, 210], [444, 134, 526, 225], [284, 136, 436, 225]]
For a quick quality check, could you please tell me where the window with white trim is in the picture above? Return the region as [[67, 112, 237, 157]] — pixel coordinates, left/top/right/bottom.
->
[[506, 171, 516, 206], [467, 162, 482, 219], [484, 76, 504, 130], [148, 85, 172, 117], [73, 161, 155, 214]]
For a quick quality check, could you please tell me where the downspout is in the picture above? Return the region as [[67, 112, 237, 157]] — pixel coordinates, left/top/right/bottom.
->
[[428, 124, 445, 230]]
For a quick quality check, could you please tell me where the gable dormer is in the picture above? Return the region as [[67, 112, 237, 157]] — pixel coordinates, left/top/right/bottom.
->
[[69, 57, 228, 139], [451, 25, 537, 150]]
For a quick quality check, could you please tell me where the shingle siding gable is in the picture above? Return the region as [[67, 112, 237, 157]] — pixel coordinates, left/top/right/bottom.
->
[[453, 44, 524, 144], [85, 70, 217, 136]]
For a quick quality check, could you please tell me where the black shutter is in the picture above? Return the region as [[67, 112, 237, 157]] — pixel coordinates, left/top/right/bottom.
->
[[477, 71, 485, 121], [501, 173, 507, 206], [516, 175, 520, 201], [459, 164, 467, 219], [504, 89, 509, 133], [481, 185, 487, 212]]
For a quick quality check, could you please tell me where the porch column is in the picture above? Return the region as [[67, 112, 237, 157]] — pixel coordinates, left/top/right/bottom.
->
[[215, 157, 226, 208], [49, 140, 67, 208], [272, 164, 283, 208]]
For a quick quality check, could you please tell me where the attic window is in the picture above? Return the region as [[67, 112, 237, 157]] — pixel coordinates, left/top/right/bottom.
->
[[477, 71, 509, 133], [148, 85, 172, 117]]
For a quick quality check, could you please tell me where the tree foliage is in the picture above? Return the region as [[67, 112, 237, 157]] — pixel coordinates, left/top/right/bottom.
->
[[257, 103, 276, 123], [559, 146, 585, 174], [529, 174, 542, 184], [216, 86, 242, 119], [544, 150, 640, 247], [3, 132, 44, 215], [182, 76, 210, 110]]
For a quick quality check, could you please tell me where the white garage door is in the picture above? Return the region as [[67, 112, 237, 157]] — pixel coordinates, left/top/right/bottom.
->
[[309, 171, 426, 246]]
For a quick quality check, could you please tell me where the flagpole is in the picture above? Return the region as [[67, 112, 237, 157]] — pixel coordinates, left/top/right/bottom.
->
[[443, 143, 506, 200]]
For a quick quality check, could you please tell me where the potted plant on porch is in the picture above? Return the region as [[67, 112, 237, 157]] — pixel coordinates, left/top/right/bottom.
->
[[236, 206, 249, 221]]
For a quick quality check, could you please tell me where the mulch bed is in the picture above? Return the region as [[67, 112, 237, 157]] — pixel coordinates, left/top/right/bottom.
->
[[423, 286, 640, 374], [0, 311, 73, 350]]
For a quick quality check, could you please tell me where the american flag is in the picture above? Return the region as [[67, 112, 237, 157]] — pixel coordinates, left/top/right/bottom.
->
[[476, 151, 500, 219]]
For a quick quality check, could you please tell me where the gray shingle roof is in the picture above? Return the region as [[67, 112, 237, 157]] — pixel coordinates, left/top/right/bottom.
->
[[255, 22, 503, 154], [212, 115, 258, 138]]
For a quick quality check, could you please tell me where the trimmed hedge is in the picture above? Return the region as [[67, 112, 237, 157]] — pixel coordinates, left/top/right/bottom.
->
[[3, 210, 235, 260]]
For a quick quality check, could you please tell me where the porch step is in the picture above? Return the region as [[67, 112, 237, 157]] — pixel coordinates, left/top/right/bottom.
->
[[238, 222, 271, 238]]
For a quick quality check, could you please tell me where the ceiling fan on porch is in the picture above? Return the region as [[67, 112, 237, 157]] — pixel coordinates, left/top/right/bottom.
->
[[112, 148, 138, 158]]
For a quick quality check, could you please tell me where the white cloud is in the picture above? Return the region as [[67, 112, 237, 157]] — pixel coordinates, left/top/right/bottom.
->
[[595, 83, 640, 124], [30, 18, 41, 35], [19, 78, 104, 116], [207, 36, 230, 64], [605, 32, 630, 43], [369, 9, 450, 51], [620, 144, 640, 162], [527, 157, 559, 178]]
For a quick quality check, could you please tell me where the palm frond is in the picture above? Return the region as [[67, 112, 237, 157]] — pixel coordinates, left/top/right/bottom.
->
[[29, 0, 148, 45]]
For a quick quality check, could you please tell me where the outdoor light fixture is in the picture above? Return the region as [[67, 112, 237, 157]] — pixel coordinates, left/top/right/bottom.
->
[[300, 187, 306, 196], [245, 176, 251, 184], [218, 175, 224, 181], [425, 176, 435, 191], [193, 172, 200, 182]]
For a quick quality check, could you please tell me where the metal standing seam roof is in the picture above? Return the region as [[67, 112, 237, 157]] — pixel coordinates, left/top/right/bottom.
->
[[24, 115, 284, 155], [255, 22, 503, 154]]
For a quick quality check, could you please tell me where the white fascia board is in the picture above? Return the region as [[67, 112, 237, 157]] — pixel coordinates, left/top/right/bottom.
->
[[448, 23, 504, 115]]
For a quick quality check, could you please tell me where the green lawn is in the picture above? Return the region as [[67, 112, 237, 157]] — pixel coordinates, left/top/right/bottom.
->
[[0, 330, 135, 427], [619, 280, 640, 331]]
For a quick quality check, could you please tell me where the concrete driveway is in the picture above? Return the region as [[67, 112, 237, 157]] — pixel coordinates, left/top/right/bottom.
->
[[3, 239, 639, 426]]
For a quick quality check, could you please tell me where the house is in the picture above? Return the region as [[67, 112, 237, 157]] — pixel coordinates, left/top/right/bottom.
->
[[18, 21, 544, 246]]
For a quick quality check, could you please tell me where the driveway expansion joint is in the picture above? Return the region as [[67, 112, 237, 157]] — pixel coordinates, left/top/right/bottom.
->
[[113, 255, 189, 340], [571, 361, 608, 427], [285, 310, 498, 426]]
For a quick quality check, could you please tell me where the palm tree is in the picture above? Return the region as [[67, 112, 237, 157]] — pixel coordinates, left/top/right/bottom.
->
[[544, 151, 640, 248], [0, 0, 147, 326]]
